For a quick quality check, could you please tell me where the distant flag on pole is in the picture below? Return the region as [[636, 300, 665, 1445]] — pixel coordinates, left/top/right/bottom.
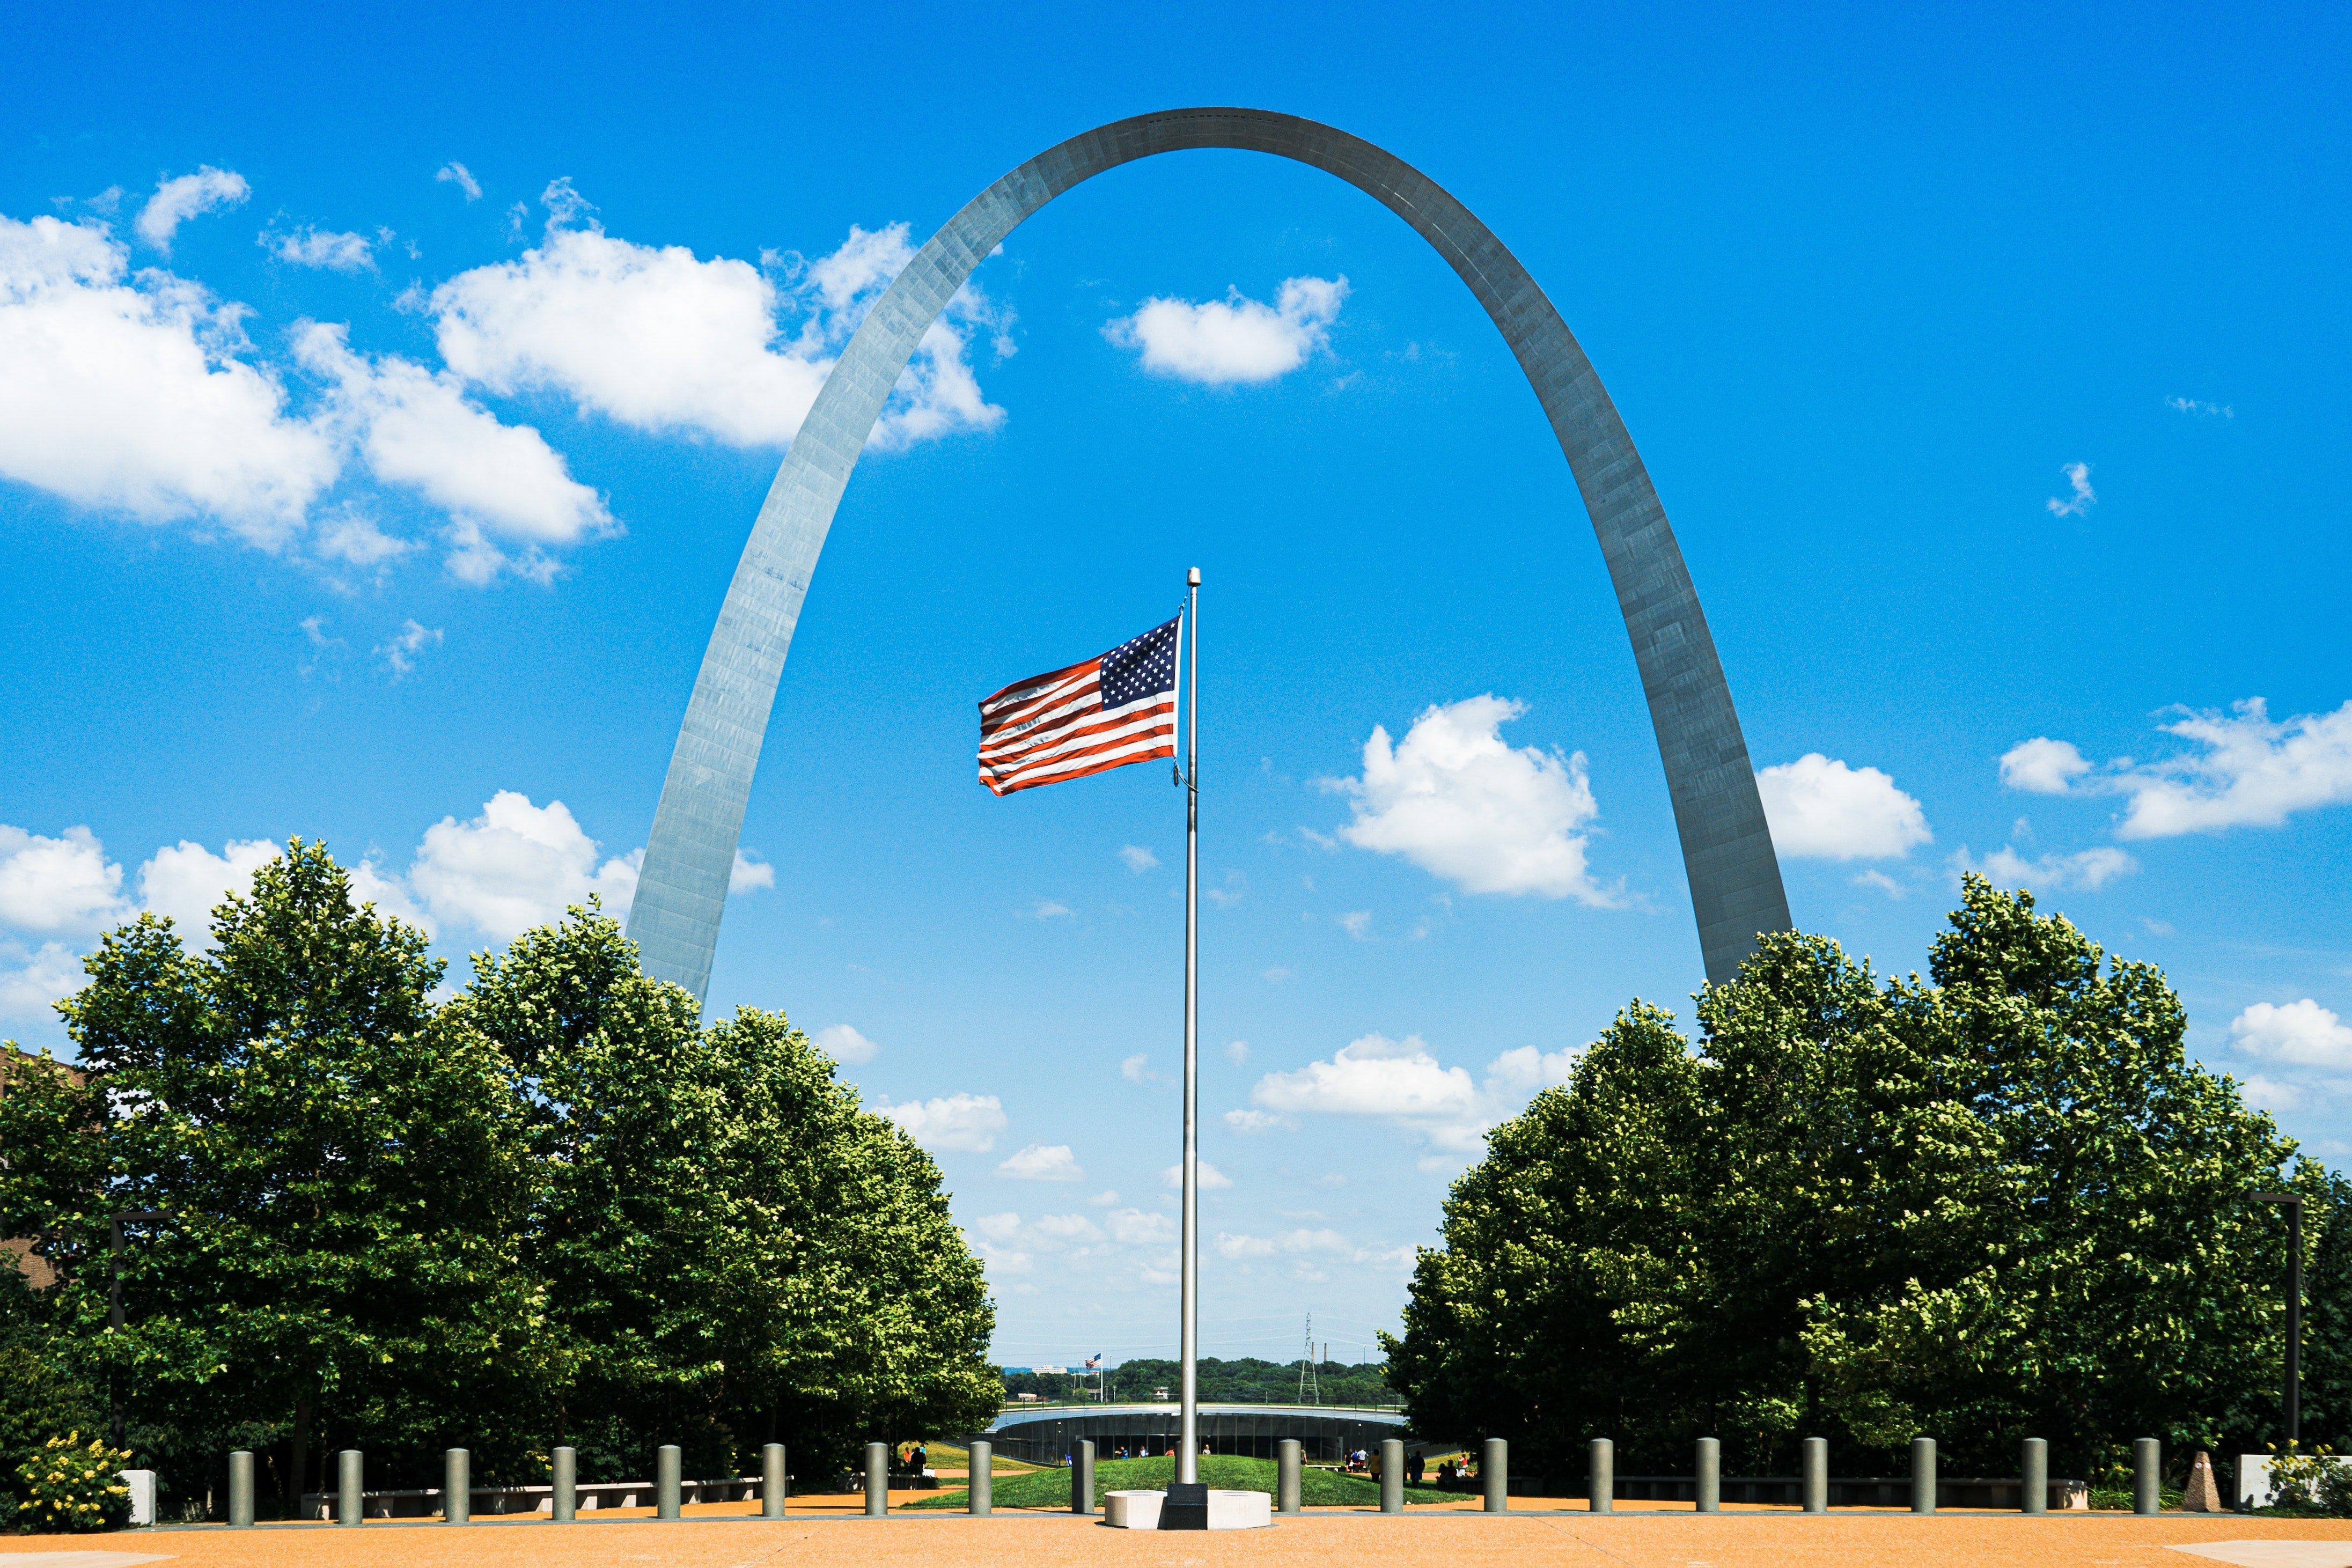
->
[[977, 615, 1181, 795]]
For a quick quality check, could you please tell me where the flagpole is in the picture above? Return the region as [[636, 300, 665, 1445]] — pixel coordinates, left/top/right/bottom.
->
[[1178, 564, 1201, 1490]]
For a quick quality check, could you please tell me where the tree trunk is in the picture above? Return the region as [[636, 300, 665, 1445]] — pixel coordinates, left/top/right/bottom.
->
[[288, 1385, 312, 1519]]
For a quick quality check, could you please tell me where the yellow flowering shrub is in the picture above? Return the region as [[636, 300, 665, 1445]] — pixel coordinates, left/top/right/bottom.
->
[[13, 1433, 131, 1534]]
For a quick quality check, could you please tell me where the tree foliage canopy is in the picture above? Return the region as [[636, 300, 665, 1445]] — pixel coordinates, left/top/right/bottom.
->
[[0, 840, 997, 1512], [1385, 878, 2317, 1478]]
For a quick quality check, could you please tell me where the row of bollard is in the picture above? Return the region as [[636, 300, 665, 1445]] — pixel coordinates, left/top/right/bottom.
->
[[227, 1441, 798, 1526], [217, 1430, 2174, 1524], [1570, 1433, 2164, 1516]]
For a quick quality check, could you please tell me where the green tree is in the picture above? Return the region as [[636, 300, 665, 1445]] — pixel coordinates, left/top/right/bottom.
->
[[450, 907, 999, 1477], [13, 840, 555, 1508], [1384, 1003, 1702, 1463], [1387, 878, 2310, 1479]]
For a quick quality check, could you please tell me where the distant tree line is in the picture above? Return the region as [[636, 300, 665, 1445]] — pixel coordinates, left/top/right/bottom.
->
[[0, 841, 999, 1521], [1003, 1356, 1396, 1407], [1385, 878, 2352, 1485]]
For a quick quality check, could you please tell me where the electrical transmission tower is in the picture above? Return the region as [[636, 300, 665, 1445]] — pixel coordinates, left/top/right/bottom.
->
[[1297, 1313, 1320, 1405]]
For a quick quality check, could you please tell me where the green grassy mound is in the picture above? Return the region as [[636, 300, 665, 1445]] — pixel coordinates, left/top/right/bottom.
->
[[906, 1453, 1459, 1510]]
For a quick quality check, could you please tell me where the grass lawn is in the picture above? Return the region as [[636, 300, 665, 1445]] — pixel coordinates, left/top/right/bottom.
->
[[906, 1453, 1459, 1510], [926, 1441, 1040, 1476]]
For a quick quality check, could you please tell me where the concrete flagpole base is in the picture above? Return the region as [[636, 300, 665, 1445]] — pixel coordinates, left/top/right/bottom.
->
[[1102, 1486, 1273, 1530]]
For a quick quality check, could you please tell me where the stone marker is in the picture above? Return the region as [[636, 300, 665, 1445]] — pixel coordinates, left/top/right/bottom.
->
[[553, 1446, 576, 1521], [1277, 1440, 1302, 1515], [2183, 1451, 2223, 1512], [338, 1449, 363, 1525]]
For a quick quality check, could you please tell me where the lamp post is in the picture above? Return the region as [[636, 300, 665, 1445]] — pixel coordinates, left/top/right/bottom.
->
[[108, 1209, 166, 1447], [2255, 1191, 2304, 1444]]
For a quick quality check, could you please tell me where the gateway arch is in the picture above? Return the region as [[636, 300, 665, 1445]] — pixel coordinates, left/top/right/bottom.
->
[[626, 107, 1791, 1001]]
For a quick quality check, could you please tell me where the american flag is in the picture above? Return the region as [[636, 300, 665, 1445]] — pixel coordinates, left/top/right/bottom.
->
[[978, 615, 1181, 796]]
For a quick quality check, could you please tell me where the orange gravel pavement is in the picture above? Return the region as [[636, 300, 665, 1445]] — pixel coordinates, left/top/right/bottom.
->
[[9, 1512, 2352, 1568]]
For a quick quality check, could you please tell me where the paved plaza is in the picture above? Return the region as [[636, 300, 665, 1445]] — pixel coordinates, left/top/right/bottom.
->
[[9, 1513, 2352, 1568]]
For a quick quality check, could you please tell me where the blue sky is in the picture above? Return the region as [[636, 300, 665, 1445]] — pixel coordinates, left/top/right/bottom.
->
[[4, 2, 2348, 1370]]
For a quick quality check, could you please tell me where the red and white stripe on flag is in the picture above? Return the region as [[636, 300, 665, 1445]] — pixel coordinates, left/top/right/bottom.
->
[[978, 616, 1181, 796]]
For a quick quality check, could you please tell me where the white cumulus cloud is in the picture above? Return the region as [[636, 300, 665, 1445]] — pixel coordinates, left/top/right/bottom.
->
[[1331, 695, 1610, 903], [0, 214, 339, 544], [1999, 738, 2093, 794], [1255, 1033, 1479, 1121], [264, 226, 375, 273], [435, 162, 483, 202], [2047, 461, 2096, 518], [1958, 844, 2136, 892], [0, 826, 128, 934], [1119, 844, 1159, 873], [406, 791, 639, 941], [815, 1024, 878, 1063], [2000, 700, 2352, 840], [374, 618, 442, 677], [1162, 1160, 1233, 1190], [2231, 1000, 2352, 1069], [2112, 700, 2352, 838], [883, 1092, 1008, 1152], [429, 200, 1003, 452], [293, 320, 610, 551], [136, 838, 285, 934], [1250, 1030, 1577, 1154], [1755, 753, 1931, 860], [0, 940, 86, 1026], [998, 1143, 1085, 1181], [136, 167, 251, 252], [1106, 276, 1347, 385]]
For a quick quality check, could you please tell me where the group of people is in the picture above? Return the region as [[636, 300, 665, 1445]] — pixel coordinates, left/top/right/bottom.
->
[[1097, 1440, 1211, 1460], [1343, 1448, 1429, 1485], [894, 1441, 930, 1477]]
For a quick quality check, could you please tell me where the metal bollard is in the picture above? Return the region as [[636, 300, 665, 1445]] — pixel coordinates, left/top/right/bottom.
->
[[762, 1442, 786, 1519], [2134, 1438, 2160, 1516], [1277, 1440, 1302, 1515], [228, 1450, 255, 1527], [1911, 1438, 1936, 1514], [1070, 1439, 1094, 1517], [657, 1445, 681, 1520], [1381, 1438, 1405, 1514], [1588, 1437, 1613, 1514], [2022, 1438, 2046, 1515], [338, 1449, 363, 1525], [865, 1441, 888, 1517], [445, 1449, 471, 1524], [1802, 1438, 1827, 1514], [553, 1446, 577, 1521], [1696, 1437, 1719, 1513], [1483, 1437, 1509, 1512], [967, 1441, 991, 1517]]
